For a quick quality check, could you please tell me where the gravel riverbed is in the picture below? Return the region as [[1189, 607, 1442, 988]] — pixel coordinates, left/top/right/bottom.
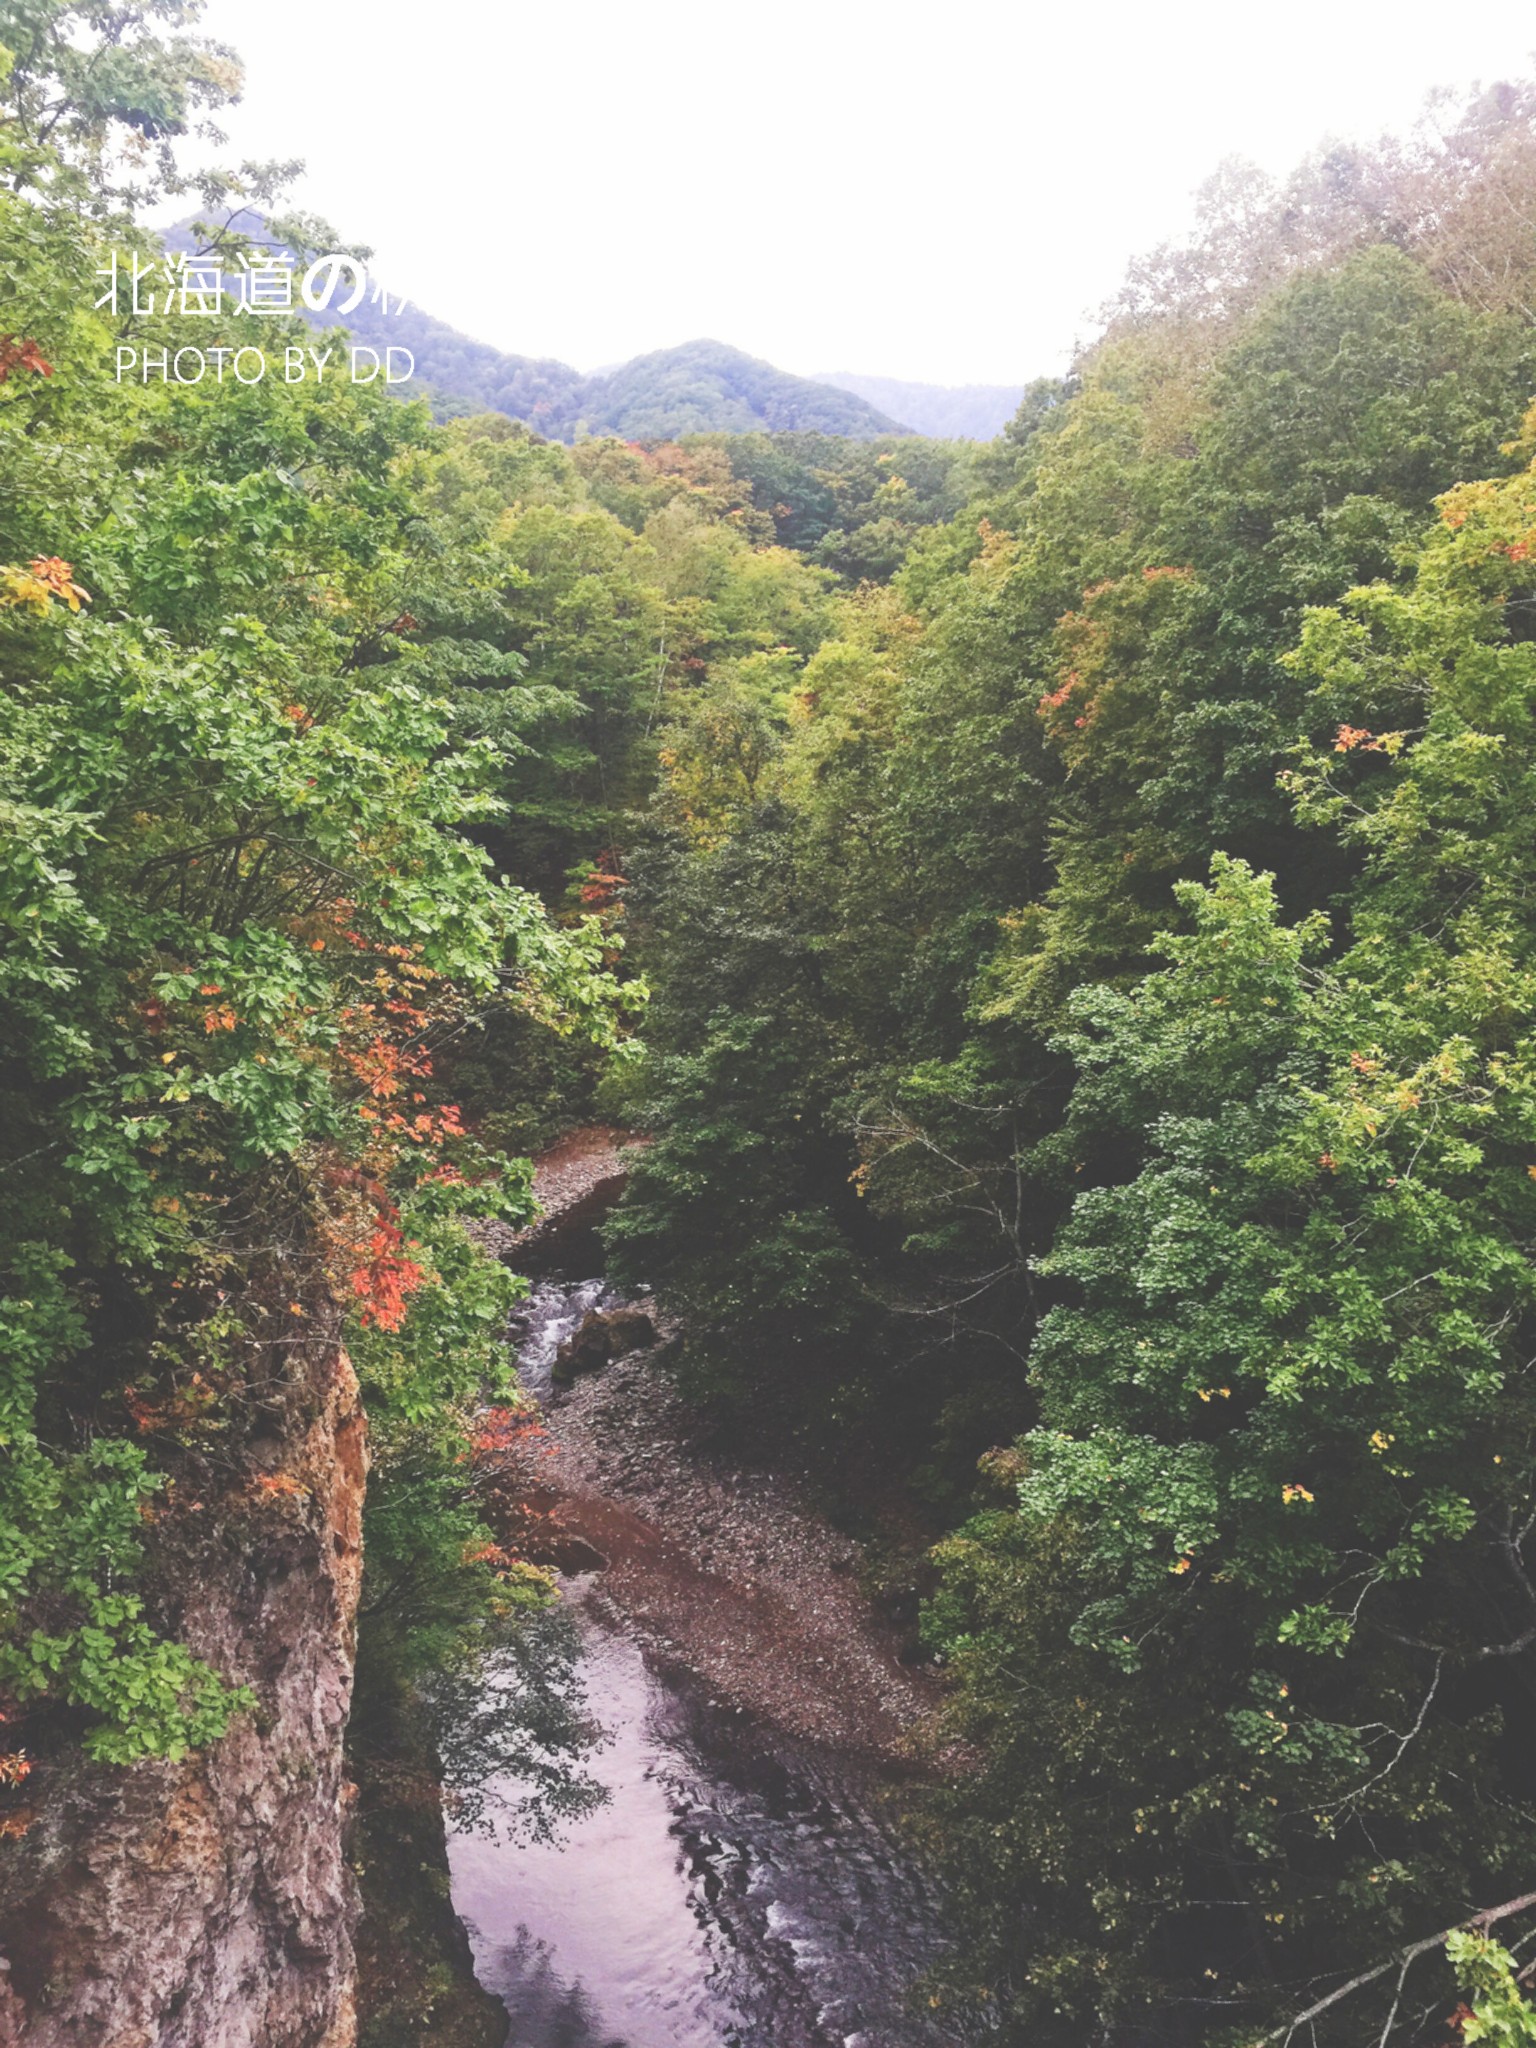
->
[[469, 1130, 944, 1764]]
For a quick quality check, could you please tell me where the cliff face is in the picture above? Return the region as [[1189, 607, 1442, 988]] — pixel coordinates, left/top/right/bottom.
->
[[0, 1339, 368, 2048]]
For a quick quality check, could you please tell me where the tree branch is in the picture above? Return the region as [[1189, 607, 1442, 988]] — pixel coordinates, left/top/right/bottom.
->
[[1256, 1891, 1536, 2047]]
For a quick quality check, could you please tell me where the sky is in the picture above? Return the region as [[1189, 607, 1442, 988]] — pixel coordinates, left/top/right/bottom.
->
[[187, 0, 1536, 388]]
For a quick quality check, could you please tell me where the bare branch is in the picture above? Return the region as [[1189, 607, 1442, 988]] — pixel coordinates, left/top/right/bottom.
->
[[1257, 1891, 1536, 2047]]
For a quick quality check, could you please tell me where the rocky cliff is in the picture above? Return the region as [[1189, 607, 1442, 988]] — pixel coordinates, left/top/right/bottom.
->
[[0, 1337, 368, 2048]]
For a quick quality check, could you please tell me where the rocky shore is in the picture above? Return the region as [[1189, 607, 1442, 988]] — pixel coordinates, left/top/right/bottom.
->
[[475, 1128, 944, 1765], [469, 1124, 641, 1272], [510, 1355, 941, 1760]]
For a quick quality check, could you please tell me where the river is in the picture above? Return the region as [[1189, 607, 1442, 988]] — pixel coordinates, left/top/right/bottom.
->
[[443, 1274, 961, 2048]]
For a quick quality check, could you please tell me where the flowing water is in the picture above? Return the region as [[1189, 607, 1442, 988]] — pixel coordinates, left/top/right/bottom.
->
[[445, 1278, 958, 2048], [510, 1275, 629, 1404]]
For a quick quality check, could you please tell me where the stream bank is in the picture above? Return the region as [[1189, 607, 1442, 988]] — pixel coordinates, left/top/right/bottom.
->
[[470, 1124, 943, 1762], [489, 1271, 943, 1762], [442, 1127, 962, 2046]]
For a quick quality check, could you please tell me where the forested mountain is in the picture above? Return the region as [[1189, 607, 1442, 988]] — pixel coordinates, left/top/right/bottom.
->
[[315, 284, 907, 437], [817, 369, 1025, 438], [570, 340, 907, 438], [343, 293, 907, 437], [167, 216, 911, 438], [334, 289, 588, 427]]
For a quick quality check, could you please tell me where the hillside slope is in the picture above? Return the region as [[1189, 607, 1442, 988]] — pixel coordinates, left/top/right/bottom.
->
[[325, 287, 905, 438], [570, 339, 905, 438]]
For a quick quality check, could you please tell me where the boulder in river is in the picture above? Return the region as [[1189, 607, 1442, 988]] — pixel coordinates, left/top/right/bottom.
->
[[552, 1305, 657, 1384]]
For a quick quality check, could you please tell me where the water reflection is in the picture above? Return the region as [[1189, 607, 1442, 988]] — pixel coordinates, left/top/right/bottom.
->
[[450, 1593, 953, 2048], [479, 1929, 627, 2048]]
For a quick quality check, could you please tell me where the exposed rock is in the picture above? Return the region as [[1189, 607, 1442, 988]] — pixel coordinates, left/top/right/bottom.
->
[[551, 1307, 656, 1385], [0, 1337, 368, 2048]]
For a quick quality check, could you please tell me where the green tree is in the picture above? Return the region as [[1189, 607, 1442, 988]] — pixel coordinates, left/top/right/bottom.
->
[[923, 419, 1536, 2040], [0, 162, 631, 1762]]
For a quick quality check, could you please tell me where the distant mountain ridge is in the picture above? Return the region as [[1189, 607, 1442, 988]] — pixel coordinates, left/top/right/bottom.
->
[[333, 287, 906, 439], [817, 371, 1025, 440], [164, 216, 1014, 440]]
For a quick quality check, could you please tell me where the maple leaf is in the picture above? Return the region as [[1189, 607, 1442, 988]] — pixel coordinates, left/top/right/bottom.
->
[[0, 335, 54, 381]]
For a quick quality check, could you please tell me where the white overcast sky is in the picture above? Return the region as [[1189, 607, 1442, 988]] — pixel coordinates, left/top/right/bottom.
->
[[188, 0, 1536, 387]]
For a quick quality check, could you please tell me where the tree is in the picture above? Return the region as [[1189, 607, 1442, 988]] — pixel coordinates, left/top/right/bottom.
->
[[0, 159, 632, 1763], [923, 413, 1536, 2041]]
